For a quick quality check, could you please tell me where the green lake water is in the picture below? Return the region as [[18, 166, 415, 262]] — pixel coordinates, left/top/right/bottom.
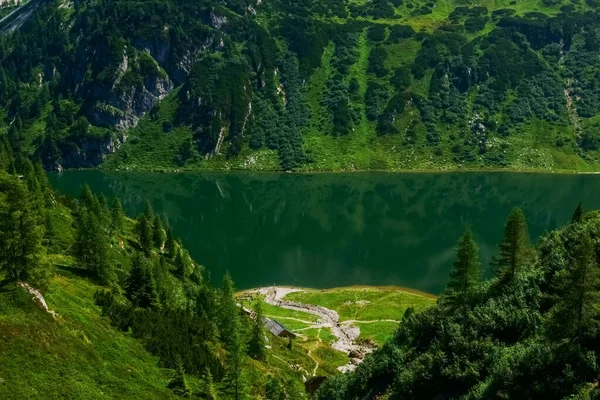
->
[[48, 171, 600, 294]]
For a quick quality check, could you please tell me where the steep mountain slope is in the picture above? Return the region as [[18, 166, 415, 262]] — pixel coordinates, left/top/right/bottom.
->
[[3, 0, 600, 171], [316, 207, 600, 399], [0, 157, 315, 398]]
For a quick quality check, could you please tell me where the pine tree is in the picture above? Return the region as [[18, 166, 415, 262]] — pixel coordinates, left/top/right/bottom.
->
[[143, 200, 155, 222], [219, 273, 248, 400], [0, 174, 45, 282], [110, 197, 124, 234], [444, 229, 481, 306], [571, 202, 584, 224], [248, 300, 266, 361], [550, 233, 600, 342], [98, 193, 109, 216], [265, 377, 285, 400], [73, 206, 112, 283], [153, 215, 165, 249], [80, 184, 101, 217], [165, 225, 176, 259], [168, 355, 192, 397], [135, 214, 153, 255], [199, 367, 217, 400], [0, 138, 15, 173], [125, 253, 158, 308], [491, 208, 531, 281], [174, 249, 186, 280]]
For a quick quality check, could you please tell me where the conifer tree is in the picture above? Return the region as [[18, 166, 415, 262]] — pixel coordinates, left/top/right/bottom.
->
[[219, 273, 248, 400], [110, 197, 124, 233], [80, 184, 101, 217], [491, 208, 531, 281], [550, 233, 600, 342], [0, 174, 45, 282], [199, 367, 217, 400], [0, 138, 15, 173], [248, 300, 267, 361], [73, 206, 112, 283], [98, 193, 109, 215], [143, 200, 155, 222], [444, 229, 481, 306], [168, 355, 192, 397], [136, 214, 153, 255], [153, 215, 165, 249], [174, 249, 186, 280], [165, 224, 176, 259], [125, 253, 158, 308], [571, 202, 584, 224], [265, 377, 285, 400]]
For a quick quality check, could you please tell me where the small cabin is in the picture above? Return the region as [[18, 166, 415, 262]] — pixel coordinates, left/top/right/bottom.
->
[[264, 318, 296, 339]]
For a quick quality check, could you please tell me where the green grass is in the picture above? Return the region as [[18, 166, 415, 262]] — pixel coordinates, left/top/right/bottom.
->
[[284, 287, 435, 322], [355, 321, 399, 346], [313, 345, 348, 375], [242, 297, 319, 324], [0, 271, 180, 400]]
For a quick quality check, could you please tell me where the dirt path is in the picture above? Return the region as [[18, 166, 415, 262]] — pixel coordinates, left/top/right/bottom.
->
[[257, 286, 377, 372], [343, 319, 400, 324]]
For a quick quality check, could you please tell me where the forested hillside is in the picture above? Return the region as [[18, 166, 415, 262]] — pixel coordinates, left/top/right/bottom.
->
[[0, 144, 309, 398], [2, 0, 600, 171], [316, 206, 600, 399]]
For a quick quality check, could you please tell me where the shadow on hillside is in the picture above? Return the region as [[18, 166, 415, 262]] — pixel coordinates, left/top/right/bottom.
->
[[57, 264, 95, 280]]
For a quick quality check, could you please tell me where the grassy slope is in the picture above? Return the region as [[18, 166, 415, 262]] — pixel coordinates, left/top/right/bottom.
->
[[0, 196, 318, 398], [101, 0, 600, 173], [0, 270, 180, 400], [284, 287, 435, 321]]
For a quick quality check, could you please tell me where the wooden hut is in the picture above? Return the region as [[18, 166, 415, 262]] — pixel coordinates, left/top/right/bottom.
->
[[264, 318, 296, 339]]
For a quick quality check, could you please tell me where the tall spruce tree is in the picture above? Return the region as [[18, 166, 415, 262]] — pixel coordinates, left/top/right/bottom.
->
[[219, 273, 248, 400], [125, 253, 158, 308], [491, 207, 531, 281], [444, 229, 481, 306], [143, 200, 155, 222], [80, 184, 100, 216], [110, 197, 124, 234], [174, 249, 186, 280], [153, 215, 165, 249], [165, 224, 176, 259], [0, 173, 45, 282], [571, 202, 584, 224], [199, 368, 217, 400], [248, 300, 267, 361], [73, 206, 112, 283], [168, 355, 192, 397], [550, 233, 600, 342], [136, 214, 153, 255]]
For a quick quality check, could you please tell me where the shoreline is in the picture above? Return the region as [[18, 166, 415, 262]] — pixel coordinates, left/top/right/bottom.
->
[[236, 284, 438, 300], [51, 165, 600, 176]]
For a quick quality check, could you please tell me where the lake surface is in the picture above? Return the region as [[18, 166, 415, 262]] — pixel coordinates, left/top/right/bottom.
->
[[48, 171, 600, 294]]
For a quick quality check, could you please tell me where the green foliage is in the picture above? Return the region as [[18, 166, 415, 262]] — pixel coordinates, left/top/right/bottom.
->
[[491, 208, 532, 281], [0, 172, 47, 284], [135, 214, 154, 256], [110, 197, 124, 233], [443, 228, 481, 306], [73, 204, 113, 284], [315, 209, 600, 400], [248, 300, 267, 362], [168, 356, 192, 397], [125, 253, 159, 309]]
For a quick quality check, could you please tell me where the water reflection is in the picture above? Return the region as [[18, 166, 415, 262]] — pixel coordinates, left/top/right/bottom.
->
[[49, 171, 600, 294]]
